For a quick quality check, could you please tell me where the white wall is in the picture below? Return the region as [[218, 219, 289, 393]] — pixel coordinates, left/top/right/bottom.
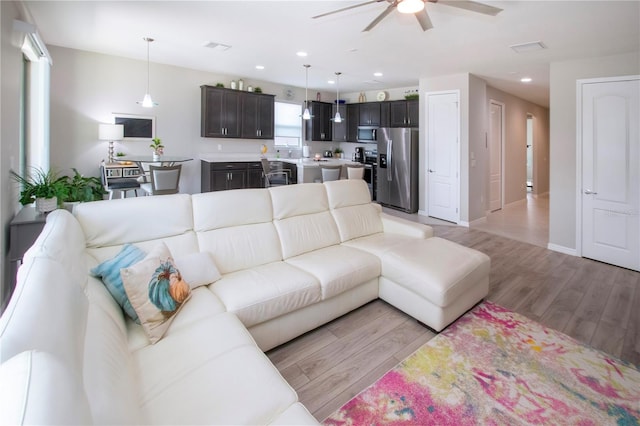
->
[[485, 86, 549, 204], [48, 45, 334, 194], [1, 1, 27, 309], [548, 52, 640, 252]]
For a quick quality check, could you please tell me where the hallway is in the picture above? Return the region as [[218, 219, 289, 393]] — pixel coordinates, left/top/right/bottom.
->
[[471, 193, 549, 248]]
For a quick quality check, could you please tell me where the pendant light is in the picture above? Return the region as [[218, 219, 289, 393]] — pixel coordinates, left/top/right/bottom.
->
[[333, 72, 342, 123], [302, 64, 311, 120], [137, 37, 157, 108]]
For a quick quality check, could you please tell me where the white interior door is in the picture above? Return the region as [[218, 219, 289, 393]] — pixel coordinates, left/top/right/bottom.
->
[[427, 92, 459, 223], [581, 78, 639, 271], [489, 101, 503, 211]]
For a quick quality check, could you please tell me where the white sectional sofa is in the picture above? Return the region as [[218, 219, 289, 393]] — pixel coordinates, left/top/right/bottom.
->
[[0, 179, 489, 425]]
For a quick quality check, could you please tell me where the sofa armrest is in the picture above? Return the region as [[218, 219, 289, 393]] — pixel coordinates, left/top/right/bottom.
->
[[380, 213, 434, 239]]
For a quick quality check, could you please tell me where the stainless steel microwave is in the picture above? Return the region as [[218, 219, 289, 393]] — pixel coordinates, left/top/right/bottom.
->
[[357, 126, 377, 143]]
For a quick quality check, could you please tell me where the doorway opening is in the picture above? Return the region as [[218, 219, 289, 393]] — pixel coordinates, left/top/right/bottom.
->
[[526, 114, 535, 193]]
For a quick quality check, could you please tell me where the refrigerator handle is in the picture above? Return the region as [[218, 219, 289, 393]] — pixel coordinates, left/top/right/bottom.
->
[[387, 139, 392, 182]]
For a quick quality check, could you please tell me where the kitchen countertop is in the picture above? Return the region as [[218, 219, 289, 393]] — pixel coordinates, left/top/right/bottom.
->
[[200, 154, 361, 167]]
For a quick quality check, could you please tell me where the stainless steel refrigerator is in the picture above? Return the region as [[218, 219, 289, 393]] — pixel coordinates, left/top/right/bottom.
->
[[377, 128, 419, 213]]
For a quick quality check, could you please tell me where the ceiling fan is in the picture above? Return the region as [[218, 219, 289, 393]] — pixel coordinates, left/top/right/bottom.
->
[[312, 0, 502, 32]]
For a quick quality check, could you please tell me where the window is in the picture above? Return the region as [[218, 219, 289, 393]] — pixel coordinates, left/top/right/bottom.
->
[[274, 101, 302, 147]]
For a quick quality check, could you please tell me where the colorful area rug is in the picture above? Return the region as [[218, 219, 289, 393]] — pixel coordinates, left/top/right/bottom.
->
[[323, 301, 640, 425]]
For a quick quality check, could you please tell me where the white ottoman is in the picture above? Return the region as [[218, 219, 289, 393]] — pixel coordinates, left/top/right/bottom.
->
[[378, 237, 490, 331]]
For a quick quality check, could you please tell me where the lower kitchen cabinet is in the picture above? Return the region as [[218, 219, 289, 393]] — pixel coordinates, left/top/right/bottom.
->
[[201, 160, 297, 192]]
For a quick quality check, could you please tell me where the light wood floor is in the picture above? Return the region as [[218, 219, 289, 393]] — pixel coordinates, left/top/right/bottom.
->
[[266, 226, 640, 422]]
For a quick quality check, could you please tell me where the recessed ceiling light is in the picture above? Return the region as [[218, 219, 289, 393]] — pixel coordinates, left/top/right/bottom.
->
[[520, 77, 533, 83], [374, 72, 383, 77], [296, 51, 308, 57], [203, 41, 231, 51], [256, 65, 265, 70], [328, 80, 335, 84]]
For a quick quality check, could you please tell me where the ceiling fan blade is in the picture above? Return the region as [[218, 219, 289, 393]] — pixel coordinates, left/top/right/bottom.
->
[[433, 0, 503, 16], [363, 1, 397, 32], [415, 9, 434, 31], [312, 0, 385, 19]]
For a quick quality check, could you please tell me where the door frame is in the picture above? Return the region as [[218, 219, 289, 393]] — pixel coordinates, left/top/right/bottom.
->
[[575, 74, 640, 257], [489, 99, 505, 212], [425, 90, 461, 223]]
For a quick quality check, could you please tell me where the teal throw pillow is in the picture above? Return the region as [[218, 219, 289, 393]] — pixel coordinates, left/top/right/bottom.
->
[[90, 244, 146, 322]]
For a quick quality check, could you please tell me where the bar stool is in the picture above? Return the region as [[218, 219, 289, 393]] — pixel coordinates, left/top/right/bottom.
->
[[320, 165, 342, 182], [346, 164, 365, 180]]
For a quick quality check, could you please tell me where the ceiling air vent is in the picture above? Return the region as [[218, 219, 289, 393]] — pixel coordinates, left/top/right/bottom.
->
[[203, 42, 231, 51], [509, 41, 546, 53]]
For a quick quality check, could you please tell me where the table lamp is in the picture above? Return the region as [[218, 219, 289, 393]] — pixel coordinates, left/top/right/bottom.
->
[[98, 123, 124, 163]]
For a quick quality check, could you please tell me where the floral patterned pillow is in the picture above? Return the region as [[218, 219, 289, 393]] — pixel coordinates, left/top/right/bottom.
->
[[121, 242, 191, 344]]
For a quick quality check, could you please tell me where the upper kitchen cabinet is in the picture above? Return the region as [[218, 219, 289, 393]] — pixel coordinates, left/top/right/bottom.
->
[[305, 101, 333, 142], [332, 103, 347, 142], [347, 103, 359, 142], [358, 102, 381, 126], [201, 85, 241, 138], [241, 92, 275, 139], [389, 100, 419, 127]]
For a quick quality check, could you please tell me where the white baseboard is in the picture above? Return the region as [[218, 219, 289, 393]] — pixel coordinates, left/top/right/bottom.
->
[[458, 221, 470, 227], [418, 209, 428, 217], [468, 216, 487, 226], [532, 191, 549, 199], [547, 243, 578, 256]]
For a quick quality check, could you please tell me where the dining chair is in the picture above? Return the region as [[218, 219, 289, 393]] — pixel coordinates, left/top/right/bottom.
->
[[346, 164, 365, 180], [100, 161, 141, 199], [261, 158, 289, 187], [320, 165, 342, 182], [140, 165, 182, 196]]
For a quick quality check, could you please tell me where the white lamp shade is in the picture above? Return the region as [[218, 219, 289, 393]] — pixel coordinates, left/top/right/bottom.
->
[[397, 0, 425, 14], [98, 124, 124, 141]]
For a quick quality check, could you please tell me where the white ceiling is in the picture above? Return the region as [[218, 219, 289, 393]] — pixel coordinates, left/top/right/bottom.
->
[[23, 1, 640, 107]]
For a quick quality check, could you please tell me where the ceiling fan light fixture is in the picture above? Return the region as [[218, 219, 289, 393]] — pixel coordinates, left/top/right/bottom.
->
[[397, 0, 424, 14]]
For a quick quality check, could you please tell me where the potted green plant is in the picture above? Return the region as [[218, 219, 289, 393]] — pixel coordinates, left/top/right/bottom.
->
[[10, 167, 67, 213], [61, 168, 106, 210], [150, 137, 164, 160], [334, 147, 344, 159]]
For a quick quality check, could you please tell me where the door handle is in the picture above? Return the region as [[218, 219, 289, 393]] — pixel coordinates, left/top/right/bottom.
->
[[387, 139, 392, 182], [429, 169, 435, 173], [584, 189, 598, 195]]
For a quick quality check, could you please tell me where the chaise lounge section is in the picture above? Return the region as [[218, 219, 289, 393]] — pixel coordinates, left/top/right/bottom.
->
[[0, 179, 489, 424]]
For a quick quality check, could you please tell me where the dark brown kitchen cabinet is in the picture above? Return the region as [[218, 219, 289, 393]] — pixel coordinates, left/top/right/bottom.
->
[[332, 103, 347, 142], [305, 101, 333, 141], [347, 104, 359, 142], [201, 161, 247, 192], [389, 100, 419, 127], [380, 101, 390, 128], [241, 92, 275, 139], [358, 102, 381, 126], [201, 86, 241, 138], [246, 161, 265, 188]]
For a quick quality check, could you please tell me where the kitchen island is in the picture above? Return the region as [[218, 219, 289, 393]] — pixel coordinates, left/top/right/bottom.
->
[[200, 154, 362, 190]]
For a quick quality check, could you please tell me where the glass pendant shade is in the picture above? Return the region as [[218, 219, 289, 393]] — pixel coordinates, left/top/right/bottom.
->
[[302, 107, 311, 120], [138, 37, 157, 108], [302, 64, 311, 120], [334, 71, 342, 123], [398, 0, 425, 14]]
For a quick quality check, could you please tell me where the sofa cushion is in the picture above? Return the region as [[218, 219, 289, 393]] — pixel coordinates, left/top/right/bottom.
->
[[83, 279, 144, 425], [269, 183, 328, 220], [210, 261, 321, 327], [268, 402, 318, 425], [0, 258, 88, 369], [134, 313, 299, 425], [330, 203, 384, 242], [75, 193, 193, 248], [286, 245, 381, 300], [174, 251, 222, 289], [342, 232, 420, 257], [192, 188, 273, 230], [90, 243, 146, 322], [381, 237, 491, 307], [324, 179, 371, 209], [0, 350, 92, 425], [121, 243, 191, 344], [274, 211, 341, 259], [197, 222, 283, 274]]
